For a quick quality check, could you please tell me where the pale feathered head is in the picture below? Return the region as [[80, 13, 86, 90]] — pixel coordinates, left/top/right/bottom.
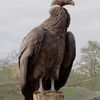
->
[[51, 0, 75, 6]]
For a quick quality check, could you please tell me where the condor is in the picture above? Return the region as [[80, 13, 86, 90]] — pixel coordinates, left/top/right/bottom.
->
[[19, 0, 75, 100]]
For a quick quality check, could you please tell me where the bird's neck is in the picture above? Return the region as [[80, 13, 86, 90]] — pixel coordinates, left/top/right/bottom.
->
[[41, 6, 68, 35]]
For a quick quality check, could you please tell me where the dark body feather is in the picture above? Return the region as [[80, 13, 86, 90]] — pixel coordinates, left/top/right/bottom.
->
[[19, 5, 76, 100], [43, 31, 76, 91]]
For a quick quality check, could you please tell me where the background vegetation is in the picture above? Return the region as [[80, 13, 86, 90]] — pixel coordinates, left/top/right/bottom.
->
[[0, 41, 100, 100]]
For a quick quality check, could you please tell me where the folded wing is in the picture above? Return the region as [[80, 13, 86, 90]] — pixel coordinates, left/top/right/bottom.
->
[[18, 27, 44, 92], [55, 31, 76, 90]]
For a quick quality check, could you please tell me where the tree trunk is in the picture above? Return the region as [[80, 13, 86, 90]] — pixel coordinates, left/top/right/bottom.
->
[[33, 91, 64, 100]]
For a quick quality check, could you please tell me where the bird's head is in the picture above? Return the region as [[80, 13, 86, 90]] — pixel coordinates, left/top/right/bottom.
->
[[51, 0, 75, 6]]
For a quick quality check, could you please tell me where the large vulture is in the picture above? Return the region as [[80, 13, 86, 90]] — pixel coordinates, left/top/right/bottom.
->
[[18, 0, 75, 100]]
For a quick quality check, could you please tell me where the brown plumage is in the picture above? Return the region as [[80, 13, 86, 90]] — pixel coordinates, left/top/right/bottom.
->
[[51, 0, 75, 6], [19, 1, 75, 100]]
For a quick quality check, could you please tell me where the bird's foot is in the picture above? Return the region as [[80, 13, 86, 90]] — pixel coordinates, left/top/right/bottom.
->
[[48, 86, 56, 92], [37, 87, 44, 92], [50, 77, 56, 92]]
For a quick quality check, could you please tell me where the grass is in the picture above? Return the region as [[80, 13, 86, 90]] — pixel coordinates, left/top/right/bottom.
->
[[0, 83, 23, 100], [89, 96, 100, 100], [61, 86, 91, 100], [0, 83, 100, 100]]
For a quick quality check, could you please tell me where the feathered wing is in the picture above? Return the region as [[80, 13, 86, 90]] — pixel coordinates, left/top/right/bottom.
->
[[18, 27, 44, 90], [55, 31, 76, 90]]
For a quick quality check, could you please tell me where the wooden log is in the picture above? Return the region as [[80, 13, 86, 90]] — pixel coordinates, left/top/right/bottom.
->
[[33, 91, 64, 100]]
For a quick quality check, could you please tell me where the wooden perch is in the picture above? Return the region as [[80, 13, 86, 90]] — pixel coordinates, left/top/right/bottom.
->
[[33, 91, 64, 100]]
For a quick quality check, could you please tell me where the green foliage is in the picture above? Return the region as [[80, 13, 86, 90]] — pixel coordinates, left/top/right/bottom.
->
[[0, 65, 100, 99], [89, 96, 100, 100], [61, 87, 91, 100], [79, 41, 100, 78], [67, 68, 100, 91], [0, 41, 100, 99], [0, 67, 13, 83], [0, 64, 19, 84], [0, 63, 22, 100], [0, 84, 23, 100], [67, 69, 89, 86]]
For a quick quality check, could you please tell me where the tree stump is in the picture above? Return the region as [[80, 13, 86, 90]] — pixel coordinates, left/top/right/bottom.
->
[[33, 91, 64, 100]]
